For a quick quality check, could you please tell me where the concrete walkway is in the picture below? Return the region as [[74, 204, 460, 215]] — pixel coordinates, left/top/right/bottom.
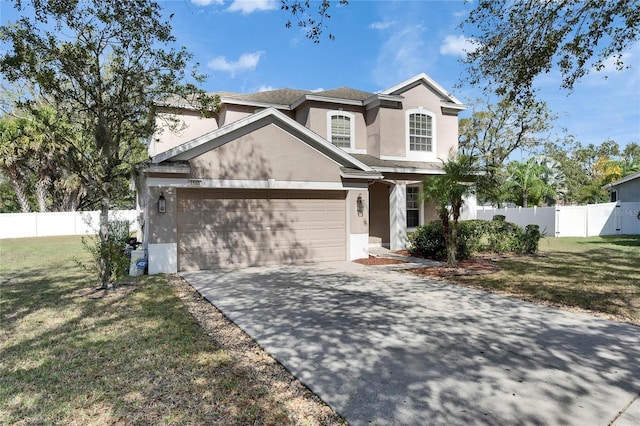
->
[[181, 262, 640, 426]]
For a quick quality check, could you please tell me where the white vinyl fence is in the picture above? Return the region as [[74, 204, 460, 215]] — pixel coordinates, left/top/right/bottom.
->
[[476, 202, 640, 237], [0, 210, 138, 239]]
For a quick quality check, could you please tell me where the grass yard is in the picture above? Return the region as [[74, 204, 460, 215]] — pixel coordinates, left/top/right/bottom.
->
[[449, 236, 640, 325], [0, 236, 340, 425]]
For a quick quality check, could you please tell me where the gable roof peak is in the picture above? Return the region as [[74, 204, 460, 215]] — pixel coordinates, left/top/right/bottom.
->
[[381, 72, 464, 106]]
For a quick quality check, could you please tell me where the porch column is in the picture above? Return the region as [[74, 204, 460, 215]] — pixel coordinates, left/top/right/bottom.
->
[[389, 183, 407, 251]]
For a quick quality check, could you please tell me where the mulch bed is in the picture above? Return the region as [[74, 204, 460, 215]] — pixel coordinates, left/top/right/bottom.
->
[[354, 251, 501, 277], [353, 256, 407, 265], [408, 258, 498, 278]]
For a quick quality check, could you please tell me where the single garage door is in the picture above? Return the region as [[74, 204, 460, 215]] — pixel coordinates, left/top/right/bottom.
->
[[177, 188, 346, 270]]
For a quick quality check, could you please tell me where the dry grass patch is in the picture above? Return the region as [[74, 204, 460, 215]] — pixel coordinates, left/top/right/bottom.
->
[[427, 236, 640, 325], [0, 236, 344, 425]]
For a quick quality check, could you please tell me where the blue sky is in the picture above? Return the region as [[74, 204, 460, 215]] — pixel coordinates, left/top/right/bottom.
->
[[2, 0, 639, 152], [162, 0, 639, 153]]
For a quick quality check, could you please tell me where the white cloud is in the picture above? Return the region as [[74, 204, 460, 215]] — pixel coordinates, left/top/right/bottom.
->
[[372, 24, 431, 87], [369, 21, 395, 31], [598, 51, 632, 73], [190, 0, 223, 6], [439, 35, 478, 58], [227, 0, 277, 14], [257, 85, 275, 92], [207, 51, 264, 76]]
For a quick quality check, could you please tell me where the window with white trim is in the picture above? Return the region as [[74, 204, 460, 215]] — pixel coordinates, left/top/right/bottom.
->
[[405, 108, 436, 159], [406, 186, 420, 228], [327, 111, 354, 149]]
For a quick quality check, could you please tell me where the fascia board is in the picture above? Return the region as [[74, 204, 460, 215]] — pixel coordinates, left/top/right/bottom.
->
[[143, 164, 191, 174], [381, 73, 464, 106], [340, 170, 384, 179], [373, 166, 446, 175], [219, 96, 291, 110], [290, 94, 363, 109], [441, 101, 468, 111]]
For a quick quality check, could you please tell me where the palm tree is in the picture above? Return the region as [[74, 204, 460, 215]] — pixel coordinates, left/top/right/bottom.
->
[[534, 156, 567, 205], [422, 152, 477, 267], [0, 116, 32, 212], [505, 159, 551, 207]]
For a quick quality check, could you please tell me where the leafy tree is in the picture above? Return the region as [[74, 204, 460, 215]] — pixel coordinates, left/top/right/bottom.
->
[[1, 0, 217, 288], [544, 138, 633, 204], [421, 153, 477, 267], [463, 0, 640, 102], [282, 0, 349, 42], [459, 97, 555, 205]]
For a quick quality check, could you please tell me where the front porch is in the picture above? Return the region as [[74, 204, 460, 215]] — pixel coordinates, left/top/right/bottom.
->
[[368, 180, 436, 251]]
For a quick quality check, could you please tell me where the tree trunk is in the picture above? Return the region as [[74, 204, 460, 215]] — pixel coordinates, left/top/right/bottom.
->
[[6, 166, 31, 213], [447, 222, 458, 268], [441, 211, 457, 268], [99, 192, 111, 289], [36, 173, 51, 212], [523, 188, 528, 208]]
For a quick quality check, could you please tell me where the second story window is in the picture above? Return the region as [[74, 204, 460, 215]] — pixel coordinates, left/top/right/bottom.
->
[[408, 112, 433, 152], [328, 111, 354, 149]]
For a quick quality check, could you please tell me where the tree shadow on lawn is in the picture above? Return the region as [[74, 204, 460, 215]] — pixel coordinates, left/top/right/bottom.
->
[[465, 249, 640, 323], [0, 269, 289, 425], [581, 235, 640, 248]]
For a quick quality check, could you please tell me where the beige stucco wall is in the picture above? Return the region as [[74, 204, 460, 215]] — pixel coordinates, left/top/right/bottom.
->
[[147, 186, 177, 245], [400, 84, 459, 158], [218, 105, 254, 127], [378, 108, 405, 157], [348, 189, 369, 234], [189, 123, 343, 182], [304, 105, 367, 151], [365, 108, 381, 158], [376, 83, 460, 159], [151, 110, 219, 156], [369, 182, 390, 245]]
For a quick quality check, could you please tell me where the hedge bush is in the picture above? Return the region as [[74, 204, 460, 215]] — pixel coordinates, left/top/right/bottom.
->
[[408, 217, 542, 260]]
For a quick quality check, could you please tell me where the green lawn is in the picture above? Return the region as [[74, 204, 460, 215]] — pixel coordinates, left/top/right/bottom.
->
[[451, 235, 640, 325], [0, 236, 294, 425]]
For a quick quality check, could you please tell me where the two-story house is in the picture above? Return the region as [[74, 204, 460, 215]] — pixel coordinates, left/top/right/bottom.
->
[[137, 73, 466, 273]]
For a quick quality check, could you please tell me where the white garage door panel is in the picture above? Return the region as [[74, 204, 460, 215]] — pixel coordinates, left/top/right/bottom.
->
[[177, 188, 346, 270]]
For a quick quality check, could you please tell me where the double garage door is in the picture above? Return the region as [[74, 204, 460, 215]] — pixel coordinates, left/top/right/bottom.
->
[[177, 188, 346, 270]]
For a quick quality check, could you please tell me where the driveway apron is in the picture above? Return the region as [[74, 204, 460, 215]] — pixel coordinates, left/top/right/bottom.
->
[[181, 262, 640, 426]]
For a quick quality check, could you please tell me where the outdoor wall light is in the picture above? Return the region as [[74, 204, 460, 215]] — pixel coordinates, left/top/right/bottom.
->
[[158, 192, 166, 213], [356, 194, 364, 217]]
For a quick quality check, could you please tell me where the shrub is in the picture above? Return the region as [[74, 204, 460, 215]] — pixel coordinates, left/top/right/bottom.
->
[[408, 217, 542, 260], [408, 221, 471, 261], [78, 216, 133, 286], [521, 224, 542, 254]]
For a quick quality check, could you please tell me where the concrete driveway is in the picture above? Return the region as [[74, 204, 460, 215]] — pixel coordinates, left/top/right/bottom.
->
[[181, 262, 640, 426]]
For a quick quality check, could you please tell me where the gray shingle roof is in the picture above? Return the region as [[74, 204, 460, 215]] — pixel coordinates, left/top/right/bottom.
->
[[220, 89, 312, 105], [215, 87, 375, 106], [312, 87, 374, 101]]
